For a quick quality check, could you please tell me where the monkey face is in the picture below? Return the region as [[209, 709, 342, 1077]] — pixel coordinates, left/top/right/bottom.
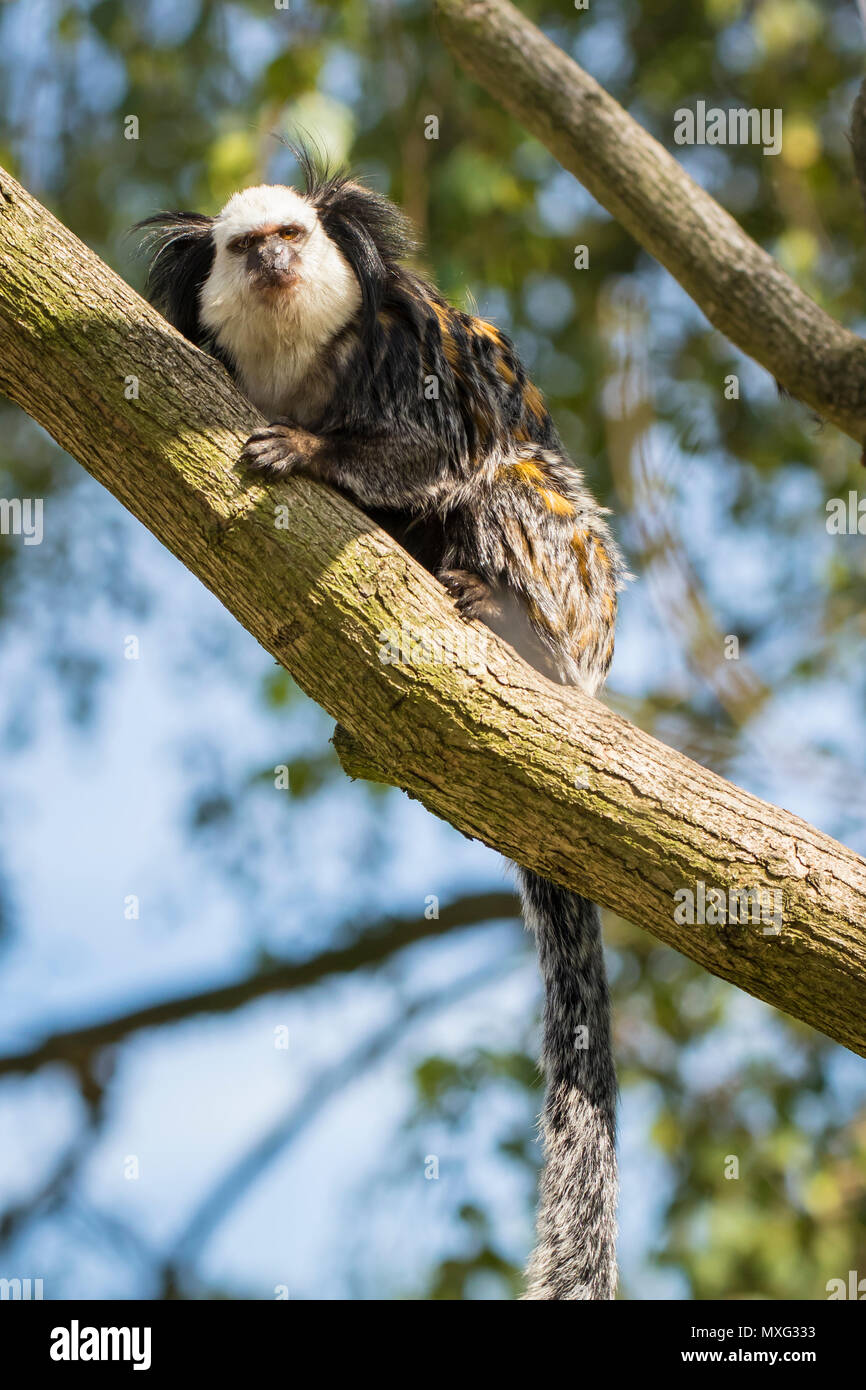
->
[[229, 225, 305, 294], [216, 186, 315, 299], [199, 183, 361, 350]]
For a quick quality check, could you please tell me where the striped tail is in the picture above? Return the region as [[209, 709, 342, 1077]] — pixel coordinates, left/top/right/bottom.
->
[[519, 869, 618, 1300]]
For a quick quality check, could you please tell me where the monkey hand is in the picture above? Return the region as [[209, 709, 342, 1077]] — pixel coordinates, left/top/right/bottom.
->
[[240, 420, 320, 481]]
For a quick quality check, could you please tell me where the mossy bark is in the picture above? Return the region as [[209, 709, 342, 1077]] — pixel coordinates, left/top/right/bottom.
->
[[0, 165, 864, 1056]]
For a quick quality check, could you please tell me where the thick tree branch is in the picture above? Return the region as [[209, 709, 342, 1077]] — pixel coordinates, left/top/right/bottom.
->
[[0, 168, 864, 1057], [434, 0, 866, 448]]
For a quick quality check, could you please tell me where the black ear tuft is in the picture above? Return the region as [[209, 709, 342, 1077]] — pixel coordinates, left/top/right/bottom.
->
[[283, 138, 416, 336], [133, 212, 215, 346], [288, 138, 416, 262]]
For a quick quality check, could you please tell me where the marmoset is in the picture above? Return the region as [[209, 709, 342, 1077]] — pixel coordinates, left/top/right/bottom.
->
[[138, 151, 625, 1300]]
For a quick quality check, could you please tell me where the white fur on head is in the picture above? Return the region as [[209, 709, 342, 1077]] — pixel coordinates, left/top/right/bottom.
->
[[199, 184, 362, 420]]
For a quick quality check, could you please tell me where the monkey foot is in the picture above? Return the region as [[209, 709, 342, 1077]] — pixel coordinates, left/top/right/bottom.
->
[[437, 568, 503, 623]]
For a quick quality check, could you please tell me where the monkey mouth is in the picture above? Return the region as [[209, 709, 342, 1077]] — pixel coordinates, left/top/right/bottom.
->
[[253, 268, 299, 293]]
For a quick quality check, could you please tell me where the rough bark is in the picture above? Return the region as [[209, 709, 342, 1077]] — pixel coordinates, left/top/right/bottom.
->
[[434, 0, 866, 448], [0, 166, 864, 1057]]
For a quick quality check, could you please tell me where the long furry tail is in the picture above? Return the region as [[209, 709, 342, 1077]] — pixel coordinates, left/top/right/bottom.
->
[[519, 869, 618, 1300]]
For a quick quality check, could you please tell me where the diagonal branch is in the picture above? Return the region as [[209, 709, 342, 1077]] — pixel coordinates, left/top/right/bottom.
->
[[434, 0, 866, 448], [0, 166, 864, 1056]]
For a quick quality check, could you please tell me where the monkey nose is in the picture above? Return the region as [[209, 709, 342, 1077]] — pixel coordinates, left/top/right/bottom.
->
[[247, 245, 298, 289]]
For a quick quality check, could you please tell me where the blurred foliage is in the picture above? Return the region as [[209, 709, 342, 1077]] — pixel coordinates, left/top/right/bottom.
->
[[0, 0, 864, 1300]]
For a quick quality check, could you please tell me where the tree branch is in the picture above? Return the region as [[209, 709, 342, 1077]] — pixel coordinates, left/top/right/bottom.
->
[[162, 952, 522, 1290], [0, 167, 864, 1057], [434, 0, 866, 448], [0, 892, 519, 1077]]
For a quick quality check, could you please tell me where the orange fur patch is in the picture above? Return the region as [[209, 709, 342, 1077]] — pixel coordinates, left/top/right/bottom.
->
[[538, 488, 575, 517], [512, 459, 574, 514], [430, 300, 461, 369], [523, 381, 546, 419], [513, 459, 546, 487], [473, 318, 502, 345], [571, 529, 591, 590], [497, 355, 517, 386]]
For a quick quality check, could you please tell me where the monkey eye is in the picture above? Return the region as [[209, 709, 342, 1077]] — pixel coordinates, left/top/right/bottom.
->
[[228, 233, 254, 254], [278, 225, 302, 240]]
